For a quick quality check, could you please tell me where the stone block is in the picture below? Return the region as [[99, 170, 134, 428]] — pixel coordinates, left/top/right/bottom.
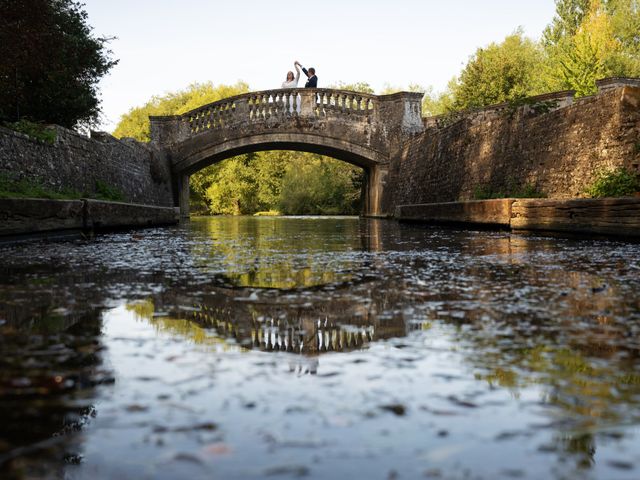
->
[[0, 198, 84, 236], [511, 198, 640, 237]]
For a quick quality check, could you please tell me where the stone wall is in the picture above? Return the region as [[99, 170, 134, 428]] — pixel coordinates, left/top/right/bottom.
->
[[385, 84, 640, 211], [0, 125, 174, 207]]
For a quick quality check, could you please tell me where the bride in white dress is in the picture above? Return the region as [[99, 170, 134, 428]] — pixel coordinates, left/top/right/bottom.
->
[[281, 62, 301, 113], [281, 62, 301, 88]]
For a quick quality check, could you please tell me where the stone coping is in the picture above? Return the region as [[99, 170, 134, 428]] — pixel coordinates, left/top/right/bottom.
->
[[596, 77, 640, 90], [396, 198, 640, 238], [0, 198, 180, 240], [423, 76, 640, 127]]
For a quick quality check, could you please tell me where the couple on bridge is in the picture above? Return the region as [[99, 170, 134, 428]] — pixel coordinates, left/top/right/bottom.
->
[[281, 61, 317, 89]]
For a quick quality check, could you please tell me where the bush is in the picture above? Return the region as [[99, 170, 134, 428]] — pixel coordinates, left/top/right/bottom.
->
[[586, 167, 640, 198], [94, 180, 125, 201]]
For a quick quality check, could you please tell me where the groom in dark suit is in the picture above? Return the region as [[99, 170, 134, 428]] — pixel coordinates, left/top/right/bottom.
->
[[295, 61, 317, 88]]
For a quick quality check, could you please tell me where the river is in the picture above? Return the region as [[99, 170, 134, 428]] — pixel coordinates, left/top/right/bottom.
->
[[1, 216, 640, 479]]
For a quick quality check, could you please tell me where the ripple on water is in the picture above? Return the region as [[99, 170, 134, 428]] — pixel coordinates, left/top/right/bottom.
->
[[1, 217, 640, 479]]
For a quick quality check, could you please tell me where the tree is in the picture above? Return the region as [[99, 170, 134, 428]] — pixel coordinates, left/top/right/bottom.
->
[[543, 0, 592, 47], [452, 29, 545, 110], [277, 157, 361, 215], [113, 81, 250, 141], [328, 82, 375, 94], [541, 0, 640, 95], [0, 0, 117, 128], [421, 82, 457, 116]]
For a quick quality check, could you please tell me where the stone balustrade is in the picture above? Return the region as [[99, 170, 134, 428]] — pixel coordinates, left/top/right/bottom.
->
[[184, 88, 380, 135]]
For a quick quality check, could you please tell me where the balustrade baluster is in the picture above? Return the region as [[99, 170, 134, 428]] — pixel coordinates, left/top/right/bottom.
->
[[293, 92, 299, 115], [214, 105, 221, 128], [323, 91, 330, 113], [284, 92, 291, 116]]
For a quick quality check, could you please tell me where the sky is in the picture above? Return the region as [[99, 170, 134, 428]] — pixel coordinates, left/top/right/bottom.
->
[[82, 0, 557, 131]]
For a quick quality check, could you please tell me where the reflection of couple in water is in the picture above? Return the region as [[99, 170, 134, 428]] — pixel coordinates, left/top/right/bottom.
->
[[281, 60, 317, 89]]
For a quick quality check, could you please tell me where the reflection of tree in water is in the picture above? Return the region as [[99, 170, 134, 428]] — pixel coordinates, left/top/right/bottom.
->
[[188, 217, 368, 289], [422, 263, 640, 472], [0, 304, 109, 478]]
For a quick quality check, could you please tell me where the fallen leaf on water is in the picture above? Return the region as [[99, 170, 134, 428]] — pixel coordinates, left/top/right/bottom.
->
[[202, 442, 233, 456]]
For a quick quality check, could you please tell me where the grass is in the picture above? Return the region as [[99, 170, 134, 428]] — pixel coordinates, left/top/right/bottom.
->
[[3, 119, 57, 144], [0, 174, 82, 199], [0, 174, 126, 201]]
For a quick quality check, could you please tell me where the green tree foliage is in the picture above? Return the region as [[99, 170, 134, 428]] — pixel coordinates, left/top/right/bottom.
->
[[421, 82, 457, 116], [277, 157, 361, 215], [542, 0, 625, 95], [329, 82, 375, 94], [541, 0, 640, 95], [543, 0, 592, 46], [419, 0, 640, 114], [0, 0, 117, 128], [113, 81, 250, 141], [198, 152, 288, 215], [452, 30, 545, 110]]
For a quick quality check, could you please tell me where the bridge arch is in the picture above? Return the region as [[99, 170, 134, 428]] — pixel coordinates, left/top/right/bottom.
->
[[150, 88, 424, 217]]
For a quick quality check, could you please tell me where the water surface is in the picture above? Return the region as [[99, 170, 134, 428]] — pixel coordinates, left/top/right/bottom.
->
[[1, 216, 640, 479]]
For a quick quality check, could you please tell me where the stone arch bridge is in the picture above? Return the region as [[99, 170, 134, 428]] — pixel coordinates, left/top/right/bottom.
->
[[149, 88, 424, 217]]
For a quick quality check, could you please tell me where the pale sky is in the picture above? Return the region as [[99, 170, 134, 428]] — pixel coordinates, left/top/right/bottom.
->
[[83, 0, 557, 131]]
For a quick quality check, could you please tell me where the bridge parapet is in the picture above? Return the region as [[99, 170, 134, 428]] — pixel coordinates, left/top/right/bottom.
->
[[150, 88, 423, 146]]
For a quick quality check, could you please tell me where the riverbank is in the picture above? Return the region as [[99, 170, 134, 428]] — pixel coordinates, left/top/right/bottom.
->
[[0, 198, 179, 242], [3, 197, 639, 242], [395, 197, 640, 238]]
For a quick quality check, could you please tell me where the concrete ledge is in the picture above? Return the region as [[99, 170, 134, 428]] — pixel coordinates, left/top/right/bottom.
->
[[396, 198, 640, 238], [511, 198, 640, 237], [0, 198, 85, 235], [0, 198, 180, 239], [395, 199, 514, 226], [84, 200, 180, 230]]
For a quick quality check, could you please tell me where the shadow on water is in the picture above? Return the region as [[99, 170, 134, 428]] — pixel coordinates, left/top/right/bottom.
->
[[1, 216, 640, 478]]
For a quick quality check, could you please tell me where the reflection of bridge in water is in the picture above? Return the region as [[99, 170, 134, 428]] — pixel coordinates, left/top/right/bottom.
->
[[166, 285, 415, 355]]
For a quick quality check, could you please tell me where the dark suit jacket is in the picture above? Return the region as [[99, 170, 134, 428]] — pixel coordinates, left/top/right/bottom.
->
[[302, 68, 318, 88]]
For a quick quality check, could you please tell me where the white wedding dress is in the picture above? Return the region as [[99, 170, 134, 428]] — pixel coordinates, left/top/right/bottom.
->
[[281, 69, 300, 89], [281, 69, 301, 113]]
